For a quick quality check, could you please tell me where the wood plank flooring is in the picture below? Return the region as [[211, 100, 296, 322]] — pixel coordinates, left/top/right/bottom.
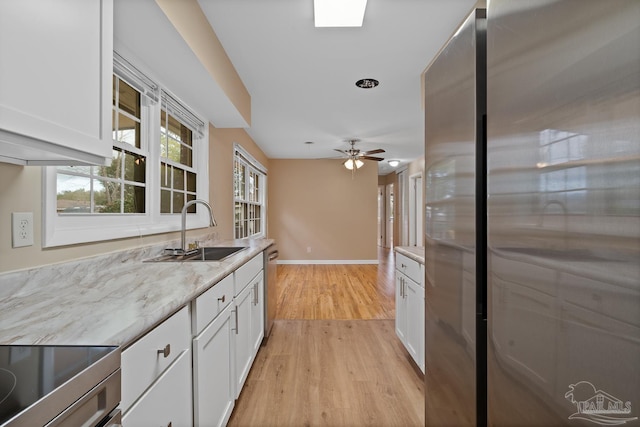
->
[[228, 247, 425, 427], [276, 247, 396, 320]]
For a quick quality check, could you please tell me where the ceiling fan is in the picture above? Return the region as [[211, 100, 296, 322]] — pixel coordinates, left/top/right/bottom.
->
[[334, 139, 385, 171]]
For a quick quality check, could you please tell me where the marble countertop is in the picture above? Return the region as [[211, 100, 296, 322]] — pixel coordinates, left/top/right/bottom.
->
[[0, 235, 274, 347], [394, 246, 425, 264]]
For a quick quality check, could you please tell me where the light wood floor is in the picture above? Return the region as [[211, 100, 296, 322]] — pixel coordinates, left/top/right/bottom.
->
[[275, 248, 396, 320], [228, 247, 425, 427]]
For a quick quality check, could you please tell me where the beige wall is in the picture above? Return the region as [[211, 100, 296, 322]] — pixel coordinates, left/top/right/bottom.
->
[[0, 127, 267, 273], [209, 125, 269, 240], [269, 159, 378, 261]]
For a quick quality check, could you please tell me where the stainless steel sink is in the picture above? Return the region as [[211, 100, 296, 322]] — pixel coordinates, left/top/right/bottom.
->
[[144, 246, 248, 262]]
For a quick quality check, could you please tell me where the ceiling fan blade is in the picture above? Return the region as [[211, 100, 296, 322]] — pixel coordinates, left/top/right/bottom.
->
[[334, 149, 347, 155], [361, 148, 385, 155], [361, 156, 385, 161]]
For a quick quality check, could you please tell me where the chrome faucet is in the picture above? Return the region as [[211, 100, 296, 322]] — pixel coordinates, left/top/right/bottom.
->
[[181, 199, 217, 255]]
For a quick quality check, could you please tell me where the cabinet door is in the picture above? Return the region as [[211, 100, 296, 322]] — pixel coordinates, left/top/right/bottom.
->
[[234, 282, 253, 398], [405, 277, 425, 373], [250, 272, 265, 355], [0, 0, 113, 165], [122, 349, 192, 427], [395, 271, 408, 344], [193, 303, 235, 427]]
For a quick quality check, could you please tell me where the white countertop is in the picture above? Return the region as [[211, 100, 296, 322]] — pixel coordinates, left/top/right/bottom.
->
[[0, 236, 274, 347], [394, 246, 425, 264]]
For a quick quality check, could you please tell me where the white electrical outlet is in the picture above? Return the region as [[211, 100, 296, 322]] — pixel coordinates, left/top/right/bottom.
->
[[12, 212, 34, 248], [307, 246, 312, 253]]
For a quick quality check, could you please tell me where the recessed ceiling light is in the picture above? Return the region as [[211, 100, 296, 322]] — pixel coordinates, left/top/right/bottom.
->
[[388, 160, 400, 167], [355, 78, 379, 89], [314, 0, 368, 27]]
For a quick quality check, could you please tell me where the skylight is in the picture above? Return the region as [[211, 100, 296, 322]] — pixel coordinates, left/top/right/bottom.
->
[[314, 0, 368, 27]]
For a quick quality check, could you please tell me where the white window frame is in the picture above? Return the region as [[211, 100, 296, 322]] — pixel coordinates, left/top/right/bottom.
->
[[42, 53, 210, 248], [233, 143, 267, 239]]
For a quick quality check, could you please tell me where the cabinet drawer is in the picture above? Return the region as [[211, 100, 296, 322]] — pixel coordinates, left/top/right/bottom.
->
[[121, 306, 190, 413], [234, 253, 263, 296], [122, 349, 192, 427], [192, 274, 234, 336], [396, 253, 422, 285]]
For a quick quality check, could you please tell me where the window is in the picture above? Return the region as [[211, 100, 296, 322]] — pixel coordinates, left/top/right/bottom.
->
[[159, 91, 204, 214], [43, 53, 209, 247], [55, 76, 147, 215], [234, 145, 266, 239]]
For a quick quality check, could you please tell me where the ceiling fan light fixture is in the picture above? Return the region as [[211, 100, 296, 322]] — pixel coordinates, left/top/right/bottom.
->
[[388, 160, 400, 167], [314, 0, 368, 27], [344, 158, 364, 170]]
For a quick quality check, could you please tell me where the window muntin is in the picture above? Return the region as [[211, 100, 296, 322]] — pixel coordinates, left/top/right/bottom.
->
[[56, 75, 147, 214], [234, 148, 266, 239], [160, 97, 198, 214]]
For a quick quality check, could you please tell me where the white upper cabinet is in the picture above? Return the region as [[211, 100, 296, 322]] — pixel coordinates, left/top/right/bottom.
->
[[0, 0, 113, 166]]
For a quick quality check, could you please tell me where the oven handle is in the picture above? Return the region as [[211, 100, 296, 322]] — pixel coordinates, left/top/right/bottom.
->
[[268, 250, 279, 261], [102, 408, 122, 427]]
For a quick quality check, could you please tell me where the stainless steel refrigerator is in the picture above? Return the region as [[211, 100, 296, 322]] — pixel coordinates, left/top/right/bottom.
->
[[424, 1, 640, 425]]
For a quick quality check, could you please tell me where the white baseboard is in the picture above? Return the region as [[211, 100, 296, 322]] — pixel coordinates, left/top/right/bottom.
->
[[277, 259, 379, 265]]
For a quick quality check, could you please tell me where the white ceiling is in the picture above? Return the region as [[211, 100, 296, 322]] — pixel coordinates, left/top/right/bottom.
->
[[198, 0, 476, 174]]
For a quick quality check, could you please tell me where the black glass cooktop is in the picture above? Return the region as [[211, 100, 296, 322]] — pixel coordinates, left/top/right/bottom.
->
[[0, 345, 117, 425]]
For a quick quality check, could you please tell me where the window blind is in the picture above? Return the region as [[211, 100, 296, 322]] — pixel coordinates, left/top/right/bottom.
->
[[234, 143, 267, 174], [161, 91, 205, 138], [113, 52, 159, 103]]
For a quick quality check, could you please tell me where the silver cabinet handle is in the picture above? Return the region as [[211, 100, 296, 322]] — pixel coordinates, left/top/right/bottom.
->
[[157, 344, 170, 358], [253, 283, 259, 305], [233, 308, 239, 335], [268, 251, 279, 261], [218, 295, 226, 303]]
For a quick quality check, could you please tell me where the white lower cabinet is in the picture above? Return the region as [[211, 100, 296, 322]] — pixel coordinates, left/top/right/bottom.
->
[[395, 252, 425, 373], [193, 303, 235, 427], [405, 275, 425, 372], [121, 253, 266, 427], [191, 252, 265, 426], [121, 306, 192, 426]]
